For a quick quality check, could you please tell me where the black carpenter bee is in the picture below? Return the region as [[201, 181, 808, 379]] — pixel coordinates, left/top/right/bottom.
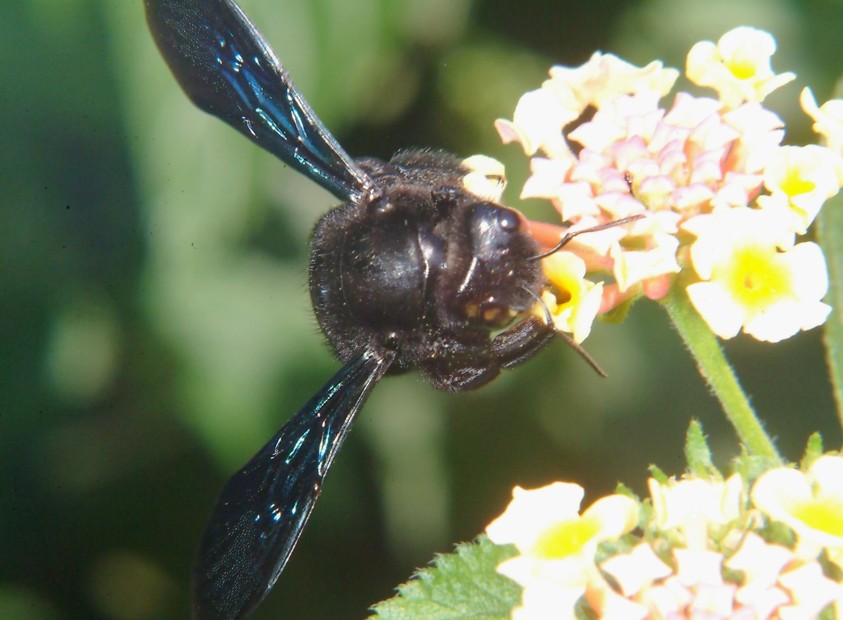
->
[[144, 0, 617, 618]]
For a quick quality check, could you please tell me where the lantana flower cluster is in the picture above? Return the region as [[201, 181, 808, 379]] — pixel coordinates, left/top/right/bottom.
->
[[490, 26, 842, 343], [487, 455, 843, 619]]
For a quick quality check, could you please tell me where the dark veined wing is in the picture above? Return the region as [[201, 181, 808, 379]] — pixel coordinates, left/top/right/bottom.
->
[[143, 0, 378, 204], [192, 348, 395, 620]]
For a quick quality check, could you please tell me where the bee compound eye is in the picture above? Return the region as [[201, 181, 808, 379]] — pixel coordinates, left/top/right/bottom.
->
[[472, 203, 521, 234], [497, 208, 520, 232]]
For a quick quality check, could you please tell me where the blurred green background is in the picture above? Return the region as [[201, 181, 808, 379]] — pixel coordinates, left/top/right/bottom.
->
[[3, 0, 842, 618]]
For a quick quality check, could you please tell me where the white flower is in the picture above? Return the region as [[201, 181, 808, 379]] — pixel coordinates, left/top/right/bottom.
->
[[727, 533, 794, 619], [508, 579, 585, 620], [537, 252, 603, 343], [610, 232, 680, 293], [600, 543, 673, 596], [495, 87, 579, 159], [686, 27, 795, 107], [683, 207, 831, 342], [801, 87, 843, 159], [752, 456, 843, 568], [648, 474, 743, 549], [760, 144, 842, 234], [776, 561, 843, 619], [462, 154, 507, 202], [486, 482, 638, 618], [725, 532, 793, 589], [548, 51, 679, 110]]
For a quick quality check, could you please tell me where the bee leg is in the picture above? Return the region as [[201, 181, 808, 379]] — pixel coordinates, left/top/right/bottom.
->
[[496, 316, 606, 376], [491, 315, 556, 369], [421, 316, 555, 392]]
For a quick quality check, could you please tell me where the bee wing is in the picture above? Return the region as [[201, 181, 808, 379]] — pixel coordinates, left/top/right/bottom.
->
[[144, 0, 377, 204], [192, 348, 395, 620]]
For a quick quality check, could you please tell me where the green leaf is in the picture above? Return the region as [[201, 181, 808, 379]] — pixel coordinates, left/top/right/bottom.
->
[[370, 536, 520, 620], [801, 432, 824, 470], [648, 464, 669, 484], [818, 193, 843, 430], [684, 419, 713, 476], [613, 481, 638, 499]]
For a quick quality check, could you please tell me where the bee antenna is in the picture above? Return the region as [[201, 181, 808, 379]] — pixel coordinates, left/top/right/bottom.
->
[[530, 214, 645, 261], [521, 286, 607, 378], [522, 285, 553, 326], [558, 331, 607, 377]]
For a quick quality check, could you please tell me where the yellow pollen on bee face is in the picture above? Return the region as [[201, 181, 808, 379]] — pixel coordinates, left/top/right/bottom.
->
[[483, 307, 504, 323], [464, 303, 480, 318]]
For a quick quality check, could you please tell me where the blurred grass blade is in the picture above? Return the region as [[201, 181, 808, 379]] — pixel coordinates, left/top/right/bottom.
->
[[818, 193, 843, 429]]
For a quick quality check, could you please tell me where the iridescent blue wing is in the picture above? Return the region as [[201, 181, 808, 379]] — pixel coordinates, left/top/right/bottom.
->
[[144, 0, 378, 204], [192, 348, 395, 620]]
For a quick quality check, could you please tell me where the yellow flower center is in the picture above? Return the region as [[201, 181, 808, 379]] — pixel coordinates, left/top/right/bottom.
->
[[718, 245, 791, 311], [726, 58, 758, 80], [780, 168, 816, 197], [551, 285, 574, 307], [793, 496, 843, 537], [543, 256, 582, 311], [533, 516, 600, 559]]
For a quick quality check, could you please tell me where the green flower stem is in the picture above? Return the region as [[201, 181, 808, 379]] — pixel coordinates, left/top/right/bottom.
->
[[662, 287, 782, 464]]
